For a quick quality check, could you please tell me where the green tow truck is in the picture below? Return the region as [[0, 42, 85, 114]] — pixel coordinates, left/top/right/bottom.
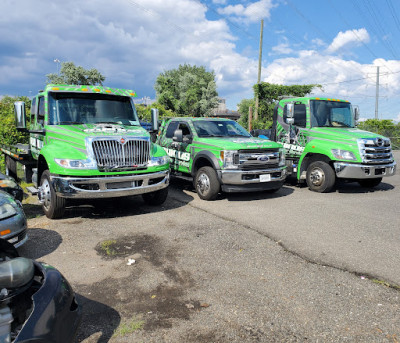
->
[[259, 97, 397, 192], [1, 84, 170, 218], [155, 117, 287, 200]]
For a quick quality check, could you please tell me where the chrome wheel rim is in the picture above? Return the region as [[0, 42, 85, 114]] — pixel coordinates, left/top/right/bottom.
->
[[197, 173, 210, 196], [309, 167, 325, 187], [41, 178, 52, 210]]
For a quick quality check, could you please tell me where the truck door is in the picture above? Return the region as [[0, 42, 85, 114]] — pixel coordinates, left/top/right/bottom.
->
[[162, 120, 192, 174], [30, 96, 45, 159], [282, 102, 308, 156]]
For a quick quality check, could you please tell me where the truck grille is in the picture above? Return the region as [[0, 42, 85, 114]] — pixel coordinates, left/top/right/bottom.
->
[[92, 138, 150, 171], [358, 138, 394, 165], [236, 149, 280, 170]]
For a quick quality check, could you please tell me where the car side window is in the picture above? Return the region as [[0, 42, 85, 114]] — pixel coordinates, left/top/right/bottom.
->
[[30, 97, 37, 125], [37, 96, 45, 126], [283, 104, 307, 128], [165, 121, 179, 138], [179, 122, 191, 137]]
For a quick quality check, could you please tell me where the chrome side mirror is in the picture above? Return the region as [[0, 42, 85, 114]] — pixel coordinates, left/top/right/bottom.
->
[[14, 101, 27, 131]]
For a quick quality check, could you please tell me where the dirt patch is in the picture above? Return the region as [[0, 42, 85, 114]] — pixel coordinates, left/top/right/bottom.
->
[[76, 234, 208, 341]]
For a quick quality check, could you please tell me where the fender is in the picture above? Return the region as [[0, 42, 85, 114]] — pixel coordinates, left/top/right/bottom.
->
[[191, 150, 221, 177]]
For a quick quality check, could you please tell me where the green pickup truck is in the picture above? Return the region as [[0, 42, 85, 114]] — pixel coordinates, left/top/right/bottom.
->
[[258, 97, 397, 192], [1, 84, 170, 218], [156, 117, 287, 200]]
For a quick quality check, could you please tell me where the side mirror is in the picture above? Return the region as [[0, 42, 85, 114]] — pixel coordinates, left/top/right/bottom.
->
[[14, 101, 27, 132], [286, 103, 295, 125], [173, 129, 183, 143], [151, 108, 159, 132], [354, 106, 360, 121]]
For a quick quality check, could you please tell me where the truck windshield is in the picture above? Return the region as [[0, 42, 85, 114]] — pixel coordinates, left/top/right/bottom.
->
[[310, 100, 355, 128], [48, 92, 140, 126], [193, 120, 251, 138]]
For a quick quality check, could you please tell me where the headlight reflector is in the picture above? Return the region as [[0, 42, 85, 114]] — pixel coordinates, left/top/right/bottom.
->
[[331, 149, 357, 161], [0, 203, 17, 220]]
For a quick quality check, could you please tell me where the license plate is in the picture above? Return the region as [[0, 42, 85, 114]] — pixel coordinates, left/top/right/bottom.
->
[[260, 174, 271, 182]]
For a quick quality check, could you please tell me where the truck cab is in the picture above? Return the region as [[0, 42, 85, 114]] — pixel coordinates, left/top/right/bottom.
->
[[268, 97, 396, 192], [4, 84, 169, 218]]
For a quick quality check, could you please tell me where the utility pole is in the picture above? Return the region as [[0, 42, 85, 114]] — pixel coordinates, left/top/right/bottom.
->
[[375, 66, 379, 119], [254, 19, 264, 121]]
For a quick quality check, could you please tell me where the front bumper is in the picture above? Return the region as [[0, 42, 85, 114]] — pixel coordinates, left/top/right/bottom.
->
[[51, 170, 169, 199], [334, 161, 396, 179], [218, 167, 287, 192]]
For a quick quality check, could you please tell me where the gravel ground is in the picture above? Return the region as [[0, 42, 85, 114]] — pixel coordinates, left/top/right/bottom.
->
[[18, 181, 400, 343]]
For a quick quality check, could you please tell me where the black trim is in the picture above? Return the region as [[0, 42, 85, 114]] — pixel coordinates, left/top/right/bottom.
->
[[191, 151, 220, 177], [221, 180, 284, 193]]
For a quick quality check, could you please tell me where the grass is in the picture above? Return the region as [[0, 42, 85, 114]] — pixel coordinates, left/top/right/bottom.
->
[[100, 239, 117, 256], [371, 278, 400, 291], [113, 316, 145, 337]]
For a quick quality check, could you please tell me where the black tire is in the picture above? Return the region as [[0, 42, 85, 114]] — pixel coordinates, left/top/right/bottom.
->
[[142, 187, 168, 206], [306, 161, 336, 193], [358, 178, 382, 188], [39, 170, 65, 219], [195, 166, 220, 200]]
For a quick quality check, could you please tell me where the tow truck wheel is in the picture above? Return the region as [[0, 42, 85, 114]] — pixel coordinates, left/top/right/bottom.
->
[[306, 161, 335, 193], [142, 187, 168, 206], [358, 178, 382, 188], [40, 170, 65, 219], [195, 166, 220, 200]]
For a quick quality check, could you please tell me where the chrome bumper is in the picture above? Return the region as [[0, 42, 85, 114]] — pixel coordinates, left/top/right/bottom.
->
[[51, 170, 169, 199], [218, 167, 287, 185], [333, 161, 396, 179]]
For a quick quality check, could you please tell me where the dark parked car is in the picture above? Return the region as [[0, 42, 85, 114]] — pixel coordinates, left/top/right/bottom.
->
[[0, 240, 81, 342], [0, 173, 23, 202], [0, 190, 27, 248]]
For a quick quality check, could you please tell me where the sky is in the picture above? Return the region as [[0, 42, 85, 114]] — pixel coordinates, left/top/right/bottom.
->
[[1, 0, 400, 121]]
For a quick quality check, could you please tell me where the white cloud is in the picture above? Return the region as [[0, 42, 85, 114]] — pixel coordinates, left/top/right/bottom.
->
[[270, 38, 293, 55], [326, 28, 370, 54], [217, 0, 276, 23], [212, 0, 227, 4]]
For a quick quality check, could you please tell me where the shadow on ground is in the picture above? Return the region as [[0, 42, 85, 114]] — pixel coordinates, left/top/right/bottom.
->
[[17, 228, 62, 259]]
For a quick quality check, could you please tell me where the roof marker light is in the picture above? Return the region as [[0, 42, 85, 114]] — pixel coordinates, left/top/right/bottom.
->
[[52, 87, 60, 90]]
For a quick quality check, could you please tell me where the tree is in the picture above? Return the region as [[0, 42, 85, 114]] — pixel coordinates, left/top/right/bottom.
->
[[239, 83, 321, 129], [46, 62, 105, 85], [0, 96, 31, 172], [155, 64, 219, 117]]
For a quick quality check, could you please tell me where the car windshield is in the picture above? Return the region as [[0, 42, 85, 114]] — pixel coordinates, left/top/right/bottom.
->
[[310, 100, 355, 128], [48, 92, 140, 126], [193, 120, 251, 138]]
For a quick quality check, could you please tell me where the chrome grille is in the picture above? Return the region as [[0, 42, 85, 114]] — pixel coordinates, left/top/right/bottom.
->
[[92, 138, 150, 171], [236, 149, 280, 169], [358, 138, 393, 165]]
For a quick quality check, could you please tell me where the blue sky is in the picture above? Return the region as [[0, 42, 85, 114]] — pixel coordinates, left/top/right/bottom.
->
[[1, 0, 400, 121]]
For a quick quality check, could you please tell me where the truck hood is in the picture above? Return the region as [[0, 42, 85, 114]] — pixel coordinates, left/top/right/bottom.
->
[[50, 123, 149, 137], [196, 136, 281, 150], [310, 127, 385, 143]]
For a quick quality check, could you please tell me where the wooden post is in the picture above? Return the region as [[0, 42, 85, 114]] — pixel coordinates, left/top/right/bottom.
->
[[255, 19, 264, 121], [248, 106, 253, 132]]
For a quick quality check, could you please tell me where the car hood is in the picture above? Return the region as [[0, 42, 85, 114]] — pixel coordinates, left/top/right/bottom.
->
[[195, 136, 282, 150]]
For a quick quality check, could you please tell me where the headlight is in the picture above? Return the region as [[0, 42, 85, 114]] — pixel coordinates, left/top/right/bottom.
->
[[220, 150, 238, 169], [55, 158, 97, 169], [0, 203, 17, 220], [279, 148, 286, 166], [331, 149, 357, 161], [148, 156, 169, 167]]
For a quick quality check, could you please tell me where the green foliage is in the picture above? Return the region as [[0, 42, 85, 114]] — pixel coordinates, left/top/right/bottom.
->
[[238, 83, 321, 130], [255, 83, 321, 122], [135, 103, 176, 122], [46, 62, 105, 85], [358, 119, 400, 149], [155, 64, 219, 117], [0, 96, 31, 172]]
